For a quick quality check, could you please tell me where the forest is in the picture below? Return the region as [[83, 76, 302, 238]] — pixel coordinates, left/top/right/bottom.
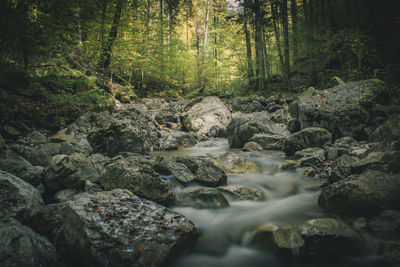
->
[[1, 1, 400, 267]]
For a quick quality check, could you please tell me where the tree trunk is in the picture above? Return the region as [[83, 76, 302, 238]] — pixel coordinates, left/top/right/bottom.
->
[[72, 7, 82, 46], [99, 0, 124, 72], [200, 0, 211, 87], [195, 21, 201, 87], [254, 0, 265, 91], [160, 0, 164, 75], [243, 0, 254, 82], [281, 0, 290, 85], [290, 0, 299, 65], [271, 2, 284, 78]]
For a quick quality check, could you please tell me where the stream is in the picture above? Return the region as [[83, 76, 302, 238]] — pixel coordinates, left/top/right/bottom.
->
[[152, 139, 386, 267]]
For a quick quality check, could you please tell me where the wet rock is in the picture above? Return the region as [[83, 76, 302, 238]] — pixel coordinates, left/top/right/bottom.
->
[[242, 141, 263, 152], [0, 149, 43, 186], [231, 97, 266, 113], [384, 241, 400, 266], [318, 170, 400, 216], [283, 127, 332, 156], [369, 114, 400, 143], [368, 210, 400, 233], [99, 156, 174, 205], [62, 189, 198, 266], [280, 160, 299, 170], [227, 112, 289, 148], [293, 80, 381, 139], [212, 153, 260, 173], [294, 148, 325, 167], [158, 130, 196, 151], [183, 97, 231, 138], [154, 157, 196, 184], [0, 171, 45, 224], [287, 119, 300, 133], [328, 154, 358, 183], [175, 187, 229, 209], [301, 166, 317, 177], [43, 153, 108, 194], [252, 218, 364, 258], [350, 150, 400, 174], [54, 189, 80, 203], [217, 185, 266, 201], [249, 134, 285, 151], [174, 157, 227, 187], [0, 218, 60, 267]]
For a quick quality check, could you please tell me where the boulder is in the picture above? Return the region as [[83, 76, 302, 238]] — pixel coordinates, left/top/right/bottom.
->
[[368, 210, 400, 233], [54, 189, 80, 203], [227, 112, 289, 148], [211, 153, 260, 173], [231, 97, 265, 113], [0, 125, 22, 141], [0, 149, 43, 186], [0, 218, 60, 267], [0, 171, 45, 225], [270, 106, 291, 124], [384, 241, 400, 266], [33, 202, 68, 236], [283, 127, 332, 156], [287, 119, 300, 133], [175, 187, 229, 209], [369, 115, 400, 142], [62, 189, 198, 266], [43, 153, 108, 194], [291, 80, 382, 140], [217, 185, 266, 201], [350, 151, 400, 174], [158, 130, 196, 151], [183, 97, 231, 138], [294, 148, 325, 167], [99, 156, 174, 205], [252, 218, 364, 258], [328, 154, 358, 183], [249, 134, 285, 151], [154, 157, 196, 184], [318, 170, 400, 216], [242, 141, 264, 152]]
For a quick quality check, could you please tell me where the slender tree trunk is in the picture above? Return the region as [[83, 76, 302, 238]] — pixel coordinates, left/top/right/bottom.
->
[[99, 0, 123, 72], [254, 0, 265, 91], [290, 0, 299, 65], [271, 2, 284, 78], [308, 0, 317, 84], [262, 29, 270, 82], [199, 0, 211, 87], [0, 1, 11, 58], [281, 0, 290, 85], [159, 0, 164, 75], [243, 0, 254, 82], [214, 14, 218, 89], [195, 21, 201, 87], [73, 7, 82, 46], [101, 1, 107, 52], [326, 0, 336, 31]]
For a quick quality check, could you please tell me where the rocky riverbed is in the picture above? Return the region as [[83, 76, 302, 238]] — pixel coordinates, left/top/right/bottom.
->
[[1, 80, 400, 266]]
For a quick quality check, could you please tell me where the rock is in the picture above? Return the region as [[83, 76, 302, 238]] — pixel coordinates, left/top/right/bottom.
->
[[0, 218, 60, 267], [283, 127, 332, 156], [249, 134, 285, 151], [174, 157, 227, 187], [183, 97, 231, 138], [158, 130, 196, 151], [252, 218, 364, 258], [267, 103, 283, 113], [154, 157, 196, 184], [43, 153, 108, 194], [99, 156, 174, 205], [175, 187, 229, 209], [384, 241, 400, 266], [287, 119, 300, 133], [0, 125, 22, 141], [334, 136, 358, 148], [242, 141, 263, 152], [350, 150, 400, 174], [369, 114, 400, 142], [280, 160, 299, 170], [0, 149, 43, 186], [0, 134, 5, 150], [318, 170, 400, 216], [301, 166, 317, 177], [54, 189, 80, 203], [227, 112, 289, 148], [211, 153, 260, 173], [62, 189, 198, 266], [270, 106, 291, 124], [0, 171, 45, 225], [294, 148, 325, 167], [293, 80, 382, 140], [328, 154, 358, 183], [50, 132, 74, 143], [33, 202, 68, 235], [217, 185, 266, 201], [368, 210, 400, 233], [231, 97, 265, 113], [85, 180, 103, 194]]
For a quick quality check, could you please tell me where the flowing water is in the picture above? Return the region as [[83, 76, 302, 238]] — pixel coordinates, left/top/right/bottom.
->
[[152, 139, 386, 267]]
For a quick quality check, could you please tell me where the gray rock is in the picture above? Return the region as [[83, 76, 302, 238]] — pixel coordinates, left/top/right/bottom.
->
[[154, 157, 196, 184], [0, 134, 5, 150], [183, 97, 232, 138], [0, 149, 43, 186], [0, 171, 45, 224], [249, 134, 285, 151], [294, 148, 325, 167], [231, 97, 266, 113], [227, 112, 289, 148], [212, 153, 260, 174], [217, 185, 266, 201], [334, 136, 358, 148], [287, 119, 300, 133], [270, 106, 291, 124], [283, 127, 332, 156], [318, 170, 400, 216], [252, 218, 364, 258], [369, 114, 400, 143], [384, 241, 400, 266], [328, 154, 358, 183], [0, 218, 60, 267], [242, 141, 264, 152], [0, 126, 22, 141], [54, 189, 80, 203], [350, 151, 400, 174], [293, 80, 381, 139], [33, 202, 68, 235], [368, 210, 400, 233], [43, 153, 108, 194], [85, 180, 103, 194], [62, 189, 198, 266], [158, 130, 196, 151], [175, 187, 229, 209], [99, 156, 174, 205]]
